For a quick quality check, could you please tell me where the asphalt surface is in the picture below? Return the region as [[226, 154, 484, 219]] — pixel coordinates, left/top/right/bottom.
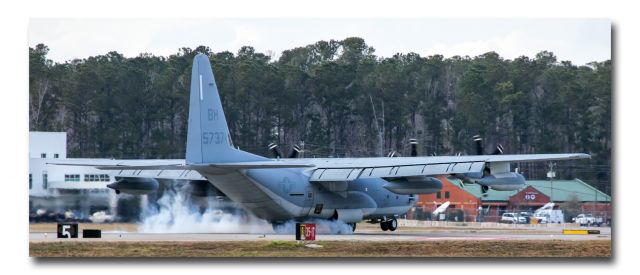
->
[[29, 226, 611, 242]]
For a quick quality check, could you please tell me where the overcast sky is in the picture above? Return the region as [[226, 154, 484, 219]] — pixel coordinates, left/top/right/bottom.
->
[[29, 18, 610, 65]]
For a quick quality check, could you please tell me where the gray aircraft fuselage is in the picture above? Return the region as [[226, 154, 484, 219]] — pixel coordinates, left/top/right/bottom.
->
[[204, 167, 416, 223]]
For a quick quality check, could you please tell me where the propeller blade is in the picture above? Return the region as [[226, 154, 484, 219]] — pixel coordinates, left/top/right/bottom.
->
[[473, 135, 484, 155], [492, 144, 504, 155], [288, 144, 301, 158], [268, 142, 282, 158], [409, 138, 418, 157]]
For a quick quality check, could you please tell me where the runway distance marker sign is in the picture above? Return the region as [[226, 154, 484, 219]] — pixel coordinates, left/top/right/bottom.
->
[[296, 223, 316, 241], [57, 223, 78, 238]]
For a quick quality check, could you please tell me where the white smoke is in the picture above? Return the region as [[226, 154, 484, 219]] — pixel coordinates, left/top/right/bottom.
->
[[138, 188, 271, 233], [138, 186, 356, 235]]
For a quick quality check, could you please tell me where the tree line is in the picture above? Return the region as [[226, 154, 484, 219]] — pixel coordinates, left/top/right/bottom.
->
[[29, 38, 611, 193]]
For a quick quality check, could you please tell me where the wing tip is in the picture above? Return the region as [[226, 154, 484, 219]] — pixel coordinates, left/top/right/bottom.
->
[[577, 153, 592, 159]]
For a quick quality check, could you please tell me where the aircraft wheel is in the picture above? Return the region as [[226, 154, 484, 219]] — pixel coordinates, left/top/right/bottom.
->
[[380, 221, 389, 231], [388, 218, 398, 231], [350, 223, 357, 232]]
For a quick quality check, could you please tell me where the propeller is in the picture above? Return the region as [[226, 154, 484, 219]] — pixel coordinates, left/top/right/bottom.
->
[[492, 144, 504, 155], [409, 138, 418, 157], [387, 151, 399, 158], [288, 144, 301, 158], [268, 142, 282, 158], [270, 142, 304, 158], [452, 135, 504, 186], [472, 134, 503, 155], [473, 135, 484, 155]]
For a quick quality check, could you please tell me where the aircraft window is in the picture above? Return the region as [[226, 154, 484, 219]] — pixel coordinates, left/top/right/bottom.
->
[[41, 153, 46, 158], [42, 173, 48, 189], [445, 191, 450, 199], [307, 192, 313, 198], [54, 154, 59, 158], [436, 192, 442, 199], [29, 174, 32, 189]]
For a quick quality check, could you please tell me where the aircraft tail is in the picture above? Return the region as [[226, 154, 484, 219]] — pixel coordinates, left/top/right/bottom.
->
[[185, 53, 265, 164]]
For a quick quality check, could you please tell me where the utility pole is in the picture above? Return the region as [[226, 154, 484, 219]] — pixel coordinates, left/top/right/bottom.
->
[[369, 95, 384, 157], [547, 162, 556, 203], [381, 99, 385, 154]]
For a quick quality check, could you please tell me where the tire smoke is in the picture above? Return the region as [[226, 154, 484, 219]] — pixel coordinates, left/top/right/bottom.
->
[[138, 183, 356, 235], [138, 187, 271, 233]]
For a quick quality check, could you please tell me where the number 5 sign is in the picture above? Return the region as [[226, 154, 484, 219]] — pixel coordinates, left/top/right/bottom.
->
[[57, 223, 78, 238]]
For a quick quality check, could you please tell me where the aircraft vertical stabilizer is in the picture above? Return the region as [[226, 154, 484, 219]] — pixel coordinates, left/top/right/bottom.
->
[[186, 53, 265, 164]]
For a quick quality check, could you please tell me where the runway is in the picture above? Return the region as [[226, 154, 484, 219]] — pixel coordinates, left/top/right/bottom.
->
[[29, 226, 611, 242], [29, 223, 611, 257]]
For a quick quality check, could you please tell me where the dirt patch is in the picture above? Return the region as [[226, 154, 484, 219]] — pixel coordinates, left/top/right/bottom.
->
[[30, 240, 611, 257]]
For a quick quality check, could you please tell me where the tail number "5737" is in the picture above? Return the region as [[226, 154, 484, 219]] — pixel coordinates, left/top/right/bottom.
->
[[202, 131, 225, 145]]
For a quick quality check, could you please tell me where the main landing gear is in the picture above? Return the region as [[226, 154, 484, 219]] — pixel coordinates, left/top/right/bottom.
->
[[380, 218, 398, 231]]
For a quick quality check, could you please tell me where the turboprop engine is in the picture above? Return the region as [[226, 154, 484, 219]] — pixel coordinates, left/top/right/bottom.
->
[[477, 172, 525, 192], [454, 135, 525, 193], [107, 177, 159, 195], [383, 176, 443, 195]]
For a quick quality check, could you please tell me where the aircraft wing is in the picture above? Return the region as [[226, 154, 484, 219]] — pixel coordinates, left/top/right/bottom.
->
[[47, 159, 315, 179], [50, 159, 313, 170], [301, 153, 590, 182], [47, 153, 588, 181]]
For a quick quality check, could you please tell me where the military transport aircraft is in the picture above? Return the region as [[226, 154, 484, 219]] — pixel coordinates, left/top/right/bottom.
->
[[55, 53, 589, 232]]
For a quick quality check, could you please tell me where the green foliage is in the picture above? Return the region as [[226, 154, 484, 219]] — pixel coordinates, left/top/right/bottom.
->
[[28, 39, 611, 192]]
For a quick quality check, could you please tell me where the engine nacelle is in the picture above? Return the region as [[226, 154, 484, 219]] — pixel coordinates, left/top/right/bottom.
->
[[383, 176, 443, 194], [107, 178, 159, 195], [333, 209, 364, 223], [477, 172, 525, 191]]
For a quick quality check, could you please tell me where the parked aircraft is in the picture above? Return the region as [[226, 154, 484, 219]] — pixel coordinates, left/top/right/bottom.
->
[[55, 53, 590, 232]]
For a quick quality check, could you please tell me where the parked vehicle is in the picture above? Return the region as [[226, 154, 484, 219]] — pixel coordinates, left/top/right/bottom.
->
[[533, 210, 564, 224], [519, 212, 532, 224], [573, 213, 604, 226], [89, 211, 114, 223], [501, 212, 527, 224]]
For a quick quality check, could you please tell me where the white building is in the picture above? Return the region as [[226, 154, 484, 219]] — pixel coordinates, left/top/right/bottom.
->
[[29, 132, 119, 218]]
